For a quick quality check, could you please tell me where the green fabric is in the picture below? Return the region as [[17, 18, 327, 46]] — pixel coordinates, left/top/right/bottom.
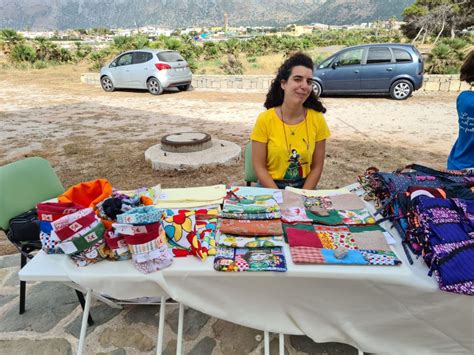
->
[[305, 209, 344, 225], [0, 157, 64, 230], [348, 224, 384, 232], [244, 143, 257, 184]]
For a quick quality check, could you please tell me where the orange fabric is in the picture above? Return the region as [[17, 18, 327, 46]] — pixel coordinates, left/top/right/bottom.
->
[[58, 179, 113, 209]]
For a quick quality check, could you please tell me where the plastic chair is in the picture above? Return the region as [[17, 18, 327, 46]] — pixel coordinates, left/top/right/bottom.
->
[[0, 157, 93, 323], [244, 142, 258, 186]]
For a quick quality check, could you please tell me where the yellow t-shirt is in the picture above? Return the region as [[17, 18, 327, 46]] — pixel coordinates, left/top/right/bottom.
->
[[250, 108, 330, 181]]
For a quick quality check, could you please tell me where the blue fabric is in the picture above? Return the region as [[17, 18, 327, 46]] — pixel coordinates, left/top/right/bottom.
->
[[438, 244, 474, 286], [40, 221, 52, 234], [320, 249, 368, 265], [448, 91, 474, 170]]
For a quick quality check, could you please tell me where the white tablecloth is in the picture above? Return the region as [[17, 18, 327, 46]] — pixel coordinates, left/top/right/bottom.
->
[[41, 231, 473, 355]]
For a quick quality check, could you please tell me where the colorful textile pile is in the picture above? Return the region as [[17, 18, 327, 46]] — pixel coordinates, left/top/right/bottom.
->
[[285, 223, 400, 266], [359, 164, 474, 295], [214, 187, 287, 272]]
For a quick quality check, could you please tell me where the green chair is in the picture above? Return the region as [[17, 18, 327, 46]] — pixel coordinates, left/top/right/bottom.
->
[[244, 142, 258, 186], [0, 157, 93, 322]]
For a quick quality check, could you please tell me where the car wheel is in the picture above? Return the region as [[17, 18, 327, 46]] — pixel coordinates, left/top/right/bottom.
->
[[312, 81, 322, 97], [178, 84, 191, 91], [390, 80, 413, 100], [147, 77, 163, 95], [100, 76, 114, 92]]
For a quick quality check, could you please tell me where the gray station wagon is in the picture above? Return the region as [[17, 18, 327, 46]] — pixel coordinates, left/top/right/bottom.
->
[[100, 49, 192, 95], [312, 44, 424, 100]]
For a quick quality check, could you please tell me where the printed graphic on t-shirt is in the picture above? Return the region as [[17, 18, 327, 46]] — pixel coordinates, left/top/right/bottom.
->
[[284, 149, 305, 180]]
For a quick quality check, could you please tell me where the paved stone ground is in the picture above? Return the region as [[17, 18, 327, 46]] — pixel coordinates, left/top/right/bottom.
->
[[0, 253, 360, 355]]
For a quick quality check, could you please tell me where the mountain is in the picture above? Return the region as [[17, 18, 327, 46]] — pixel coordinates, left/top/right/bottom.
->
[[0, 0, 414, 30]]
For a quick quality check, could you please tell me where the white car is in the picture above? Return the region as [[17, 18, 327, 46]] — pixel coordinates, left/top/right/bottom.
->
[[100, 49, 192, 95]]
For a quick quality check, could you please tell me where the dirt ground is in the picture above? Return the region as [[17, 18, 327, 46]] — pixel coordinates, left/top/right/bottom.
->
[[0, 64, 459, 255]]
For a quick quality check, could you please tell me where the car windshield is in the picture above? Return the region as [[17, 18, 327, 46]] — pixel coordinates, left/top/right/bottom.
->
[[157, 51, 185, 62]]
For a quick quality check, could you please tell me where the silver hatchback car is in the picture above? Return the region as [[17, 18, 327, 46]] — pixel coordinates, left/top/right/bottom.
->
[[100, 49, 192, 95]]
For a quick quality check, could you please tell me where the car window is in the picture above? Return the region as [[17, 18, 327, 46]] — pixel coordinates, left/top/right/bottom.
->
[[133, 52, 152, 64], [116, 53, 133, 66], [157, 51, 185, 62], [318, 57, 333, 69], [337, 49, 363, 66], [393, 48, 413, 63], [366, 47, 392, 64]]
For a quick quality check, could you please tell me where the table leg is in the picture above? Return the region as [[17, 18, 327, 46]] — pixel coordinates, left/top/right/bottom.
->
[[77, 289, 92, 355], [176, 303, 184, 355], [264, 331, 270, 355], [279, 333, 284, 354], [156, 296, 166, 355]]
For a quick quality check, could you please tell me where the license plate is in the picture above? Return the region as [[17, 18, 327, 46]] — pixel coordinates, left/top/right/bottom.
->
[[175, 67, 185, 72]]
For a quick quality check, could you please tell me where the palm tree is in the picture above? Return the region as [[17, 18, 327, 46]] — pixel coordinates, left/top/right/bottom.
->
[[0, 29, 23, 53], [9, 43, 36, 63]]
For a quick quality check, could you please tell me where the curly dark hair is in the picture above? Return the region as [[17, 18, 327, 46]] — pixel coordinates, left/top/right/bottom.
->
[[460, 50, 474, 84], [264, 52, 326, 113]]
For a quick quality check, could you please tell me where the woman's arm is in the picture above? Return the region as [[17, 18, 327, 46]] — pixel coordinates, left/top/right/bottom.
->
[[302, 140, 326, 190], [252, 140, 279, 189]]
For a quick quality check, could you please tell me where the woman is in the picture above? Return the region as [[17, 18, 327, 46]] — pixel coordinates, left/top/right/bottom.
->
[[447, 50, 474, 170], [251, 52, 330, 189]]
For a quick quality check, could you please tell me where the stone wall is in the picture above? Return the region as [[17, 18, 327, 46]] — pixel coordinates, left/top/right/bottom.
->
[[81, 73, 472, 92]]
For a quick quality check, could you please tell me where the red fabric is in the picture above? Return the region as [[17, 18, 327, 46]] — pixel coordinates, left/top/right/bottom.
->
[[36, 202, 83, 221], [286, 228, 324, 248], [54, 211, 97, 241], [58, 179, 112, 209], [104, 230, 127, 249], [290, 246, 325, 264], [122, 222, 160, 245]]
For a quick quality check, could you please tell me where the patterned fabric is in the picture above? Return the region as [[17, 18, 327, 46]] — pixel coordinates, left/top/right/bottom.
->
[[219, 219, 283, 236], [39, 231, 63, 254], [290, 246, 325, 264], [70, 240, 105, 267], [360, 250, 401, 266], [223, 191, 280, 214], [337, 209, 376, 225], [129, 228, 173, 273], [305, 209, 343, 225], [304, 196, 333, 216], [59, 222, 106, 255], [214, 246, 287, 272], [117, 206, 162, 224], [314, 225, 353, 250], [320, 249, 369, 265], [217, 233, 285, 248], [219, 211, 281, 220], [280, 207, 312, 223]]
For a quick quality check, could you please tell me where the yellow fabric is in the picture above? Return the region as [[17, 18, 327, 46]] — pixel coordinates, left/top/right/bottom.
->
[[251, 108, 330, 180], [154, 185, 226, 208]]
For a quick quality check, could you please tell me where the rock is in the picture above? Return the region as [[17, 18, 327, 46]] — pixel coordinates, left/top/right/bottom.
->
[[212, 320, 260, 354], [99, 327, 154, 352], [66, 303, 121, 338], [95, 348, 126, 355], [124, 304, 159, 326], [289, 335, 358, 354], [166, 307, 210, 340], [189, 336, 216, 355], [0, 338, 71, 355], [163, 339, 177, 355], [0, 283, 78, 333]]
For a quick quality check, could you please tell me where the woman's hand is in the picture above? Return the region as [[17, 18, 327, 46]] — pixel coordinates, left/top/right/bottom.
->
[[302, 140, 326, 190], [252, 141, 279, 189]]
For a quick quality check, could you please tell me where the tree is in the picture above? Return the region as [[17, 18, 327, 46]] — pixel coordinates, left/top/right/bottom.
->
[[9, 43, 36, 63], [0, 29, 23, 53]]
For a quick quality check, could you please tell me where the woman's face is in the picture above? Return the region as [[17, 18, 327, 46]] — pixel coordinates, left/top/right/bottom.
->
[[281, 65, 313, 105]]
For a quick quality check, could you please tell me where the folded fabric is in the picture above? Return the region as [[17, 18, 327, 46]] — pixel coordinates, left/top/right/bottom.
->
[[58, 178, 112, 209], [128, 228, 173, 273], [36, 202, 83, 222], [337, 209, 376, 225], [321, 249, 369, 265], [154, 185, 226, 208], [359, 250, 401, 266], [52, 209, 97, 241], [217, 233, 285, 248], [59, 222, 105, 254], [219, 219, 283, 236], [290, 246, 368, 265], [102, 229, 131, 261], [51, 208, 94, 231], [280, 190, 306, 209], [306, 209, 343, 225], [116, 206, 162, 225], [286, 228, 324, 248], [282, 223, 314, 243], [329, 193, 366, 210], [214, 247, 287, 272], [39, 231, 63, 254], [347, 224, 384, 233], [352, 231, 391, 251], [223, 191, 280, 214], [113, 223, 159, 236], [70, 240, 105, 267], [219, 211, 281, 220]]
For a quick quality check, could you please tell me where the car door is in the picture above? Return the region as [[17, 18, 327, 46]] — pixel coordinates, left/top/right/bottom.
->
[[129, 52, 153, 88], [110, 53, 133, 87], [360, 47, 395, 92], [322, 48, 364, 92]]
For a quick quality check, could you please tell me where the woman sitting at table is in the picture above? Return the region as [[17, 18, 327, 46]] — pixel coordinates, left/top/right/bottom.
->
[[251, 52, 330, 190]]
